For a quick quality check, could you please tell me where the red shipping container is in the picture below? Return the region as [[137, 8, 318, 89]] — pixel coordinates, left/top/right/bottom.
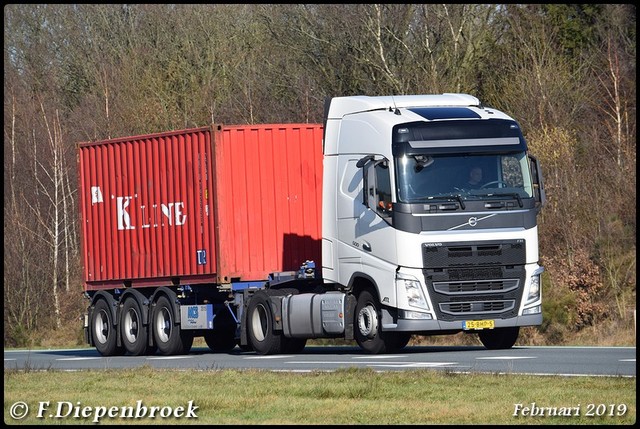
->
[[78, 124, 324, 291]]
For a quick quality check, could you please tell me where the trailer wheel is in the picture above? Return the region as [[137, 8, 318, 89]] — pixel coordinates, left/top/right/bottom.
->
[[152, 295, 193, 355], [479, 327, 519, 350], [354, 290, 393, 354], [247, 291, 283, 355], [120, 297, 150, 356], [91, 299, 124, 356]]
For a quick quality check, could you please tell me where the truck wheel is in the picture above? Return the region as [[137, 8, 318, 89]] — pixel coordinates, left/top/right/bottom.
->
[[247, 291, 283, 355], [204, 307, 237, 352], [152, 295, 192, 355], [479, 327, 519, 350], [121, 297, 149, 356], [355, 290, 392, 354], [91, 299, 124, 356]]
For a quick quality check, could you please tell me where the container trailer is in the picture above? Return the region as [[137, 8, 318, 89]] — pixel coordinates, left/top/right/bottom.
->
[[80, 93, 546, 356]]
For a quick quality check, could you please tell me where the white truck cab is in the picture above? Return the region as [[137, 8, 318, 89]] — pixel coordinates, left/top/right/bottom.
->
[[321, 94, 546, 352]]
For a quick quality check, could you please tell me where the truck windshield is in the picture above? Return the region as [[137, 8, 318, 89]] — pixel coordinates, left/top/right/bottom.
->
[[395, 152, 534, 203]]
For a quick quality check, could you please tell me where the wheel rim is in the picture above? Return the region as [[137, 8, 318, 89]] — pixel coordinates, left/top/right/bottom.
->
[[250, 303, 268, 342], [357, 304, 378, 338], [94, 309, 110, 344], [155, 306, 172, 343], [123, 306, 141, 343]]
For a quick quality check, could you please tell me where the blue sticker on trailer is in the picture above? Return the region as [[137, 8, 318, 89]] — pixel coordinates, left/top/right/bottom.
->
[[188, 306, 199, 319]]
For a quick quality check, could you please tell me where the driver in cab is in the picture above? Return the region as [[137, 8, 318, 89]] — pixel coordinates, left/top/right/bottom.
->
[[467, 166, 483, 188]]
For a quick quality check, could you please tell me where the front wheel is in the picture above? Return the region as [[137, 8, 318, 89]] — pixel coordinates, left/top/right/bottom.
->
[[479, 327, 519, 350], [354, 290, 395, 354]]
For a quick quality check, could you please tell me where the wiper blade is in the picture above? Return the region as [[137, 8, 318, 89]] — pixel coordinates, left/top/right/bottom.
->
[[478, 192, 523, 208], [420, 194, 466, 210]]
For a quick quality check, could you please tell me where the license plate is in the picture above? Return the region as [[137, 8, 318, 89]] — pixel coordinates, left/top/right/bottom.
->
[[463, 319, 494, 330]]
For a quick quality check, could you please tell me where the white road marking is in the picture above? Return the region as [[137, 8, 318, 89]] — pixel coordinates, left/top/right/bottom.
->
[[353, 355, 407, 359], [476, 356, 536, 360], [244, 355, 295, 359], [286, 361, 455, 366], [146, 356, 194, 360], [368, 362, 459, 368], [57, 357, 103, 361]]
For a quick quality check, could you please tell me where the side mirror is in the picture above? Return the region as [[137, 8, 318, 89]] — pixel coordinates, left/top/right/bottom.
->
[[529, 155, 546, 210], [356, 155, 374, 168]]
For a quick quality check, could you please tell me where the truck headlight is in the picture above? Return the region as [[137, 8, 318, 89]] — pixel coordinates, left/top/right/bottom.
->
[[397, 274, 429, 310], [527, 269, 543, 303]]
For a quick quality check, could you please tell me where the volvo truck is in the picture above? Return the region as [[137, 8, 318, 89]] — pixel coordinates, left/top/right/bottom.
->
[[80, 93, 546, 356]]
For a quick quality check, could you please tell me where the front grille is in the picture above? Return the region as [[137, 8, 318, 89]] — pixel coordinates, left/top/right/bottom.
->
[[440, 300, 515, 316], [423, 242, 526, 321], [434, 279, 519, 295], [449, 267, 503, 280], [422, 240, 527, 321], [425, 268, 524, 321], [423, 240, 526, 268]]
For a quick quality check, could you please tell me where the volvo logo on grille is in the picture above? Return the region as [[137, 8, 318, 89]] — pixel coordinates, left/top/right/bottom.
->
[[449, 213, 497, 231]]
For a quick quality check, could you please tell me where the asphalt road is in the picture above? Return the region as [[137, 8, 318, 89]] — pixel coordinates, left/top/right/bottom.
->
[[4, 345, 636, 377]]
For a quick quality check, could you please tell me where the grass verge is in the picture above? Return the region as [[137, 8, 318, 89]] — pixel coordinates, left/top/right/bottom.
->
[[4, 366, 635, 425]]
